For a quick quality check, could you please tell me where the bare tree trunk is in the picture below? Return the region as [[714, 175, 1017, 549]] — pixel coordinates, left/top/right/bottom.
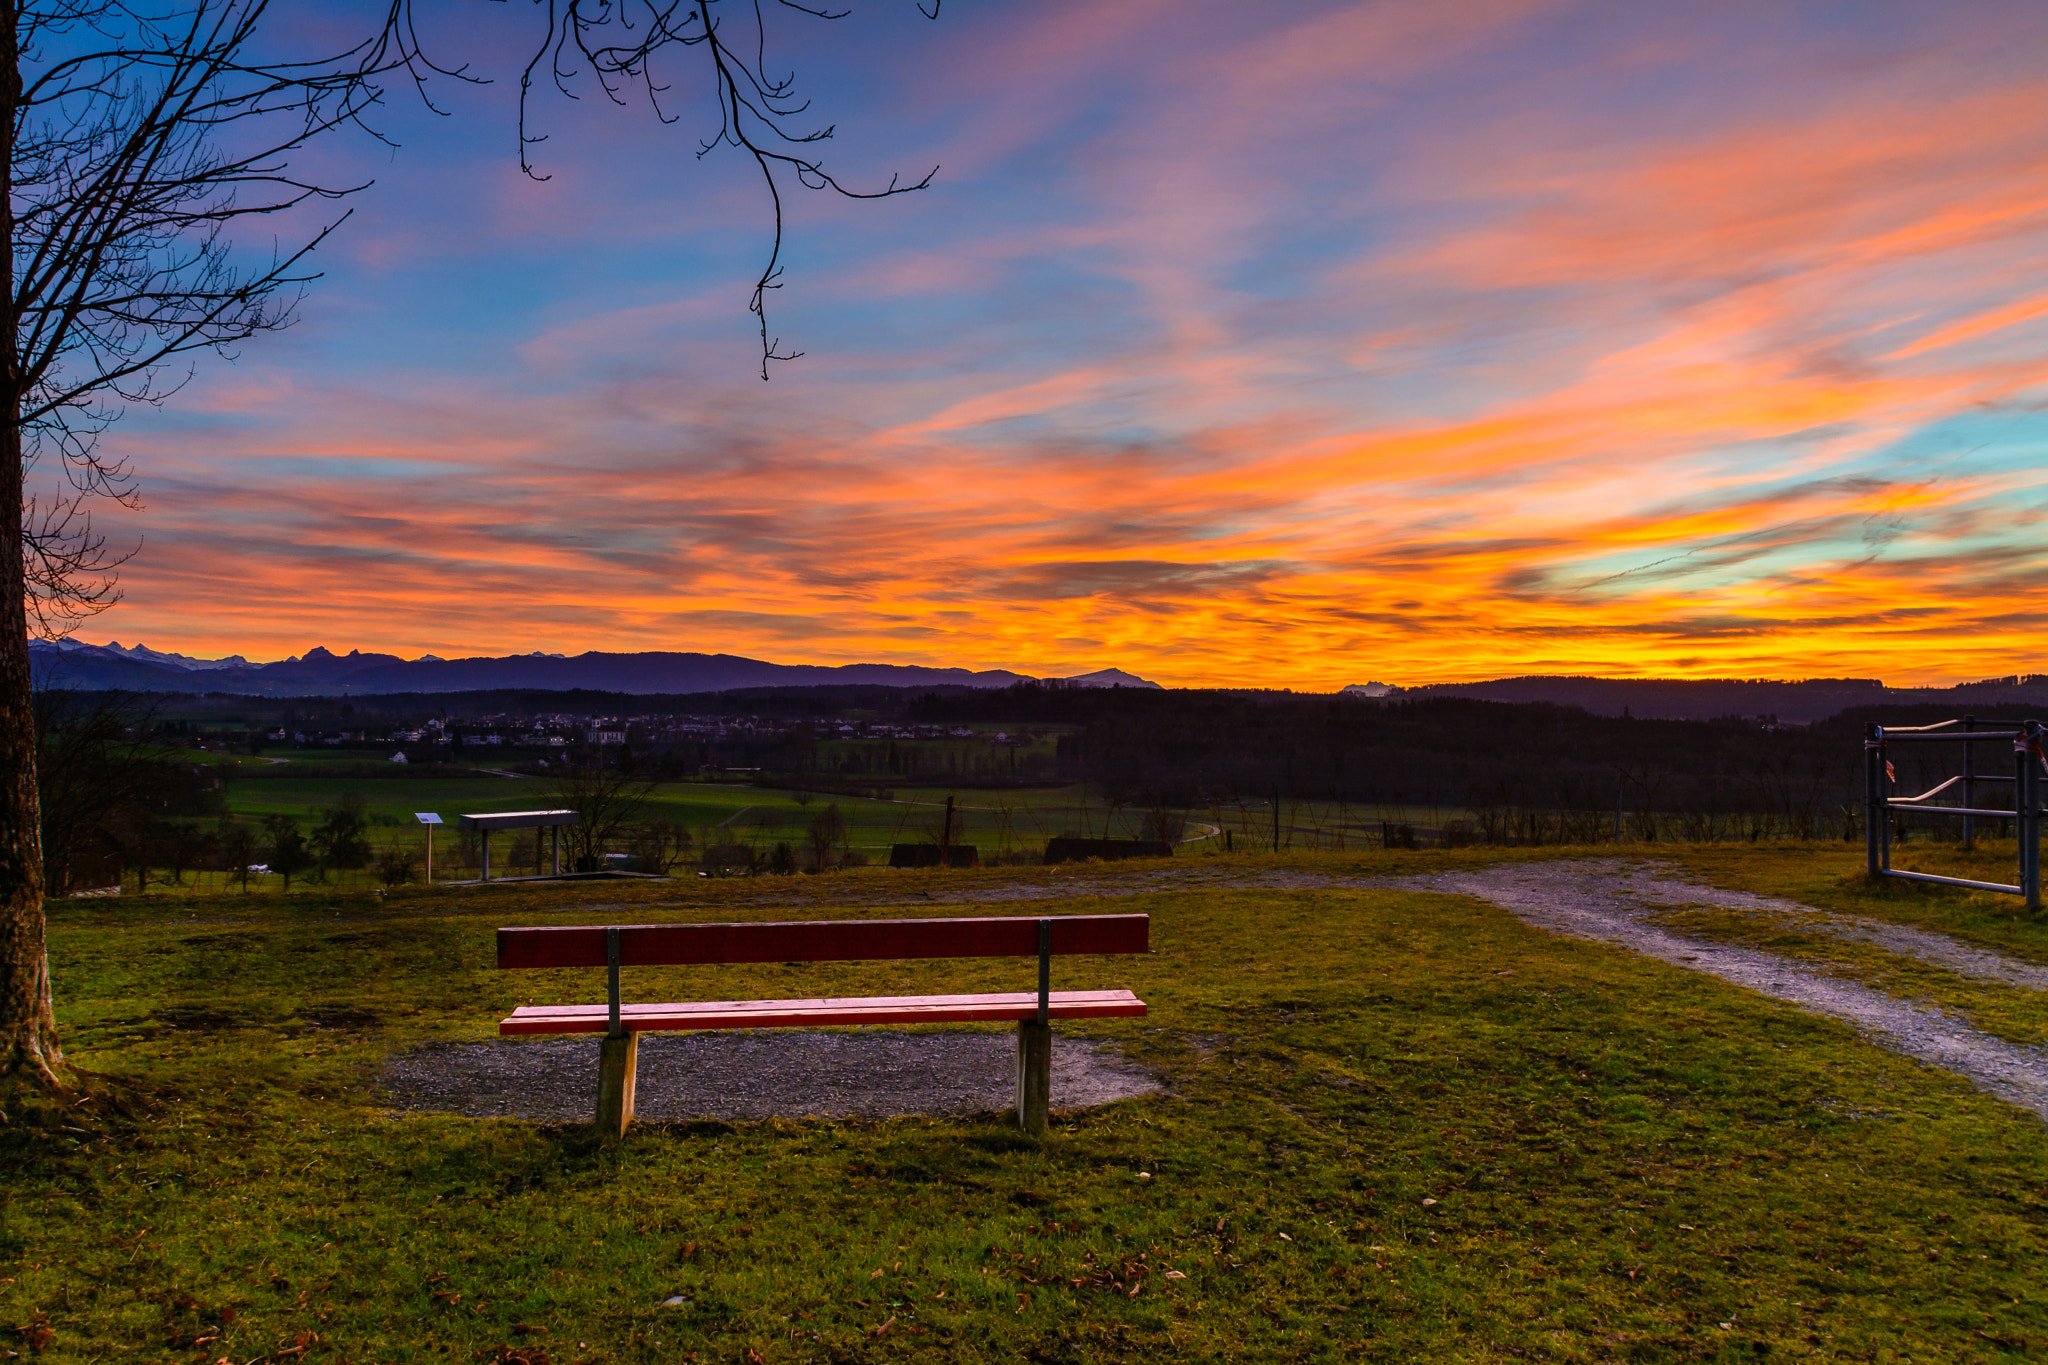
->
[[0, 431, 54, 1087], [0, 0, 60, 1088]]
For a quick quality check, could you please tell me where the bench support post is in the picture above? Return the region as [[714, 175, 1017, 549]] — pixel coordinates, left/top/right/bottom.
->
[[1016, 1020, 1050, 1134], [1015, 917, 1052, 1133], [596, 925, 634, 1136], [597, 1032, 638, 1137]]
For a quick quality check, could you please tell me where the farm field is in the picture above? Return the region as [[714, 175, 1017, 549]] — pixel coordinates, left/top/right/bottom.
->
[[8, 847, 2048, 1362], [214, 761, 1503, 856], [204, 774, 1247, 889], [143, 748, 2028, 898]]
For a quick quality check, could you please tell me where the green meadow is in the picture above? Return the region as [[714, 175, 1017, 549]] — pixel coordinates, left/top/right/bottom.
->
[[198, 769, 1244, 889], [185, 758, 1490, 895], [7, 847, 2048, 1362]]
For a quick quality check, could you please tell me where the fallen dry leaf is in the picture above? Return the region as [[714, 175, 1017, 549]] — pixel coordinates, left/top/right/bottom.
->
[[478, 1347, 550, 1365]]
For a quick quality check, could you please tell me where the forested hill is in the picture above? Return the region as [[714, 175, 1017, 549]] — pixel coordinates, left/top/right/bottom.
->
[[36, 633, 2042, 721], [1397, 675, 2048, 723], [26, 642, 1037, 695]]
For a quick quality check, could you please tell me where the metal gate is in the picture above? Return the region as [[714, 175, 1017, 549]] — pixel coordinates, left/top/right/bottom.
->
[[1863, 718, 2044, 908]]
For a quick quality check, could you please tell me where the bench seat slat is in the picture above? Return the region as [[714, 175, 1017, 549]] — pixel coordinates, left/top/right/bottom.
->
[[499, 989, 1146, 1035]]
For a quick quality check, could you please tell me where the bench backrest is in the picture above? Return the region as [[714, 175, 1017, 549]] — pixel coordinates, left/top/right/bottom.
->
[[497, 913, 1148, 970]]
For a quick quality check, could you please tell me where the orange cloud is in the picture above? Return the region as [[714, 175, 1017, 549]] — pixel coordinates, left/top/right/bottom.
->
[[64, 0, 2048, 690]]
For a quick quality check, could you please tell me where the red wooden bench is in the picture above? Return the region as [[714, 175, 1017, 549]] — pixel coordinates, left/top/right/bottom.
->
[[496, 913, 1149, 1135]]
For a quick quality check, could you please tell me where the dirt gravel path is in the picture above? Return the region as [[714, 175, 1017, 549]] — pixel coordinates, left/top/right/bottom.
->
[[1378, 859, 2048, 1122], [1580, 867, 2048, 991]]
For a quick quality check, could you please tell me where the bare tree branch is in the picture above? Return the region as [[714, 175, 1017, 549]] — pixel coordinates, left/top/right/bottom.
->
[[0, 0, 946, 1086], [511, 0, 939, 377]]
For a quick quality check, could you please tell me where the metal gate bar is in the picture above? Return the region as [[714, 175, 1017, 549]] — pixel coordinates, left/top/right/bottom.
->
[[1864, 717, 2044, 909], [1882, 868, 2026, 895]]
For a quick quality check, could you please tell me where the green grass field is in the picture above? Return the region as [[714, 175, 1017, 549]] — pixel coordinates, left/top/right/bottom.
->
[[7, 847, 2048, 1362], [173, 759, 1674, 899], [196, 775, 1243, 891]]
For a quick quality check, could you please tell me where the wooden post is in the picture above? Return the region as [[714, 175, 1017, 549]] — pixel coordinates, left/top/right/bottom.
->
[[596, 925, 634, 1134], [1017, 916, 1052, 1133], [597, 1032, 638, 1137], [1015, 1020, 1050, 1134]]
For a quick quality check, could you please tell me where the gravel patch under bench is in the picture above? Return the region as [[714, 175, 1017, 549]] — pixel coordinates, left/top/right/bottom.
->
[[380, 1028, 1163, 1123]]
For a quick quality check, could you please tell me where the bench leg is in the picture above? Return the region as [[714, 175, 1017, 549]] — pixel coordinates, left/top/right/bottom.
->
[[1015, 1020, 1051, 1135], [597, 1032, 638, 1137]]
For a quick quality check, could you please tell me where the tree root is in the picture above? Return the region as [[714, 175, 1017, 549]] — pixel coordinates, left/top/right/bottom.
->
[[0, 1065, 167, 1135]]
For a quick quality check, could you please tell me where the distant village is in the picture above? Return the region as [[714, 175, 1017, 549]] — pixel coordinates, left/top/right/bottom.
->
[[270, 713, 1030, 757]]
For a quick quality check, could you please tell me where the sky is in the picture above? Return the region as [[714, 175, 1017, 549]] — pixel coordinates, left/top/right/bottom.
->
[[52, 0, 2048, 688]]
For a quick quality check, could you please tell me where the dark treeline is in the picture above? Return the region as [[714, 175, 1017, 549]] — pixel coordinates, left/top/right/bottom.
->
[[161, 683, 992, 728], [36, 691, 225, 893], [894, 688, 2043, 844], [1406, 674, 2048, 724], [99, 681, 2046, 848]]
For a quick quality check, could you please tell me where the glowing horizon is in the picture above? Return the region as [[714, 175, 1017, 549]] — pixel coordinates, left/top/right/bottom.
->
[[50, 0, 2048, 690]]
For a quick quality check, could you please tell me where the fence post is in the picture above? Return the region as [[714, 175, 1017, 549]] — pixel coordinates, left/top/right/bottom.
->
[[2024, 721, 2042, 912], [1864, 723, 1884, 879], [1962, 715, 1976, 850]]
